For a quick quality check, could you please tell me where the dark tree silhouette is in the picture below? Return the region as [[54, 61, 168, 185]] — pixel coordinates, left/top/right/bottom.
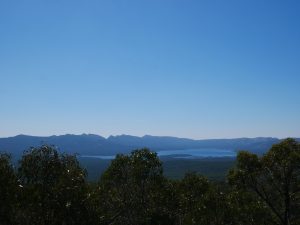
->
[[17, 145, 92, 225], [0, 153, 18, 225], [228, 138, 300, 225]]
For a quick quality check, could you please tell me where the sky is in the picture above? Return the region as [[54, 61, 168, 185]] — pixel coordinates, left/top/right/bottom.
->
[[0, 0, 300, 139]]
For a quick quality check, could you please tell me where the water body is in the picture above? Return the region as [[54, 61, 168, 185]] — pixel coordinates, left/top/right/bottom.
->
[[81, 148, 236, 160], [158, 149, 236, 158]]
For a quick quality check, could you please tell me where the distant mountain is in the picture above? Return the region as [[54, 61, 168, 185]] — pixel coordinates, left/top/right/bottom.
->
[[0, 134, 297, 158], [0, 134, 131, 157], [107, 135, 282, 154]]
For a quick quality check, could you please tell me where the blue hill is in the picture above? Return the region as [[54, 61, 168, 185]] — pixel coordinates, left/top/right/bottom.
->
[[0, 134, 295, 158]]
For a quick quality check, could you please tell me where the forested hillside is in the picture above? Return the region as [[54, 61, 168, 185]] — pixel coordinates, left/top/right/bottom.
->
[[0, 138, 299, 225]]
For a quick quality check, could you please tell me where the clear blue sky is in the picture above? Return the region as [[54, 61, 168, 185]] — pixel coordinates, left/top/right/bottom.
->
[[0, 0, 299, 139]]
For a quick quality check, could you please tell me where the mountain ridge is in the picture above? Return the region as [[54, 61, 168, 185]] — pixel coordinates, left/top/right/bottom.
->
[[0, 134, 298, 158]]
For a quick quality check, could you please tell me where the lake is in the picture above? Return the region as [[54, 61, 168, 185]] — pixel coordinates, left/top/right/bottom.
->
[[81, 148, 236, 159]]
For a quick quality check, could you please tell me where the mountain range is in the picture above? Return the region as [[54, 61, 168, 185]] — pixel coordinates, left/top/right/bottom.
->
[[0, 134, 297, 158]]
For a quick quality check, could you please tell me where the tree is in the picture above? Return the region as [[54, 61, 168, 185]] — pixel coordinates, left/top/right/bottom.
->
[[0, 153, 18, 225], [225, 188, 272, 225], [17, 145, 92, 225], [96, 148, 170, 225], [176, 172, 211, 225], [228, 138, 300, 225]]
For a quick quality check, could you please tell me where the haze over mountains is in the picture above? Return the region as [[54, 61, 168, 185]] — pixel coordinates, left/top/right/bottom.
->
[[0, 134, 296, 158]]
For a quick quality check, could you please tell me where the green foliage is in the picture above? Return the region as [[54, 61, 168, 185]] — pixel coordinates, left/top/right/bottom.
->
[[17, 145, 92, 225], [0, 139, 300, 225], [78, 157, 235, 181], [228, 138, 300, 225], [96, 148, 172, 225], [0, 153, 18, 225], [163, 157, 236, 180], [176, 173, 210, 224]]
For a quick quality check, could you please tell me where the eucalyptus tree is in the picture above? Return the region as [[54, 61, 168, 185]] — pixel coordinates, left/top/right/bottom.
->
[[228, 138, 300, 225], [17, 145, 92, 225], [97, 148, 173, 225]]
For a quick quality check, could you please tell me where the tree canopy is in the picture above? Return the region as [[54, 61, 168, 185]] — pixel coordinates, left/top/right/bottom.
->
[[228, 138, 300, 225], [0, 139, 299, 225]]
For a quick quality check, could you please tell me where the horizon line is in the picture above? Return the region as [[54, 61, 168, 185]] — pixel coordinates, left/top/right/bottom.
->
[[0, 133, 296, 141]]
